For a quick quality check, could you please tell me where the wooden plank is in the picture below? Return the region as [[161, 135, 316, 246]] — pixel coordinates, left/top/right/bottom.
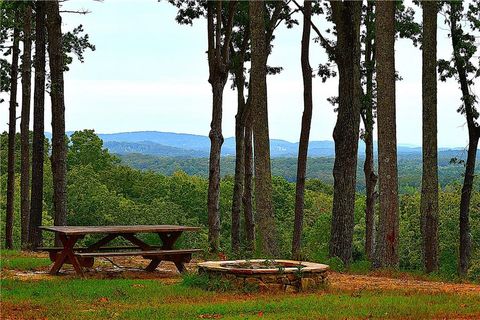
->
[[39, 225, 201, 235], [75, 249, 202, 258], [36, 245, 163, 252]]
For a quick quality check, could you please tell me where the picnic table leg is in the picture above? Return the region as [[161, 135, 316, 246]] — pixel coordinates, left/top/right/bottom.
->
[[173, 260, 185, 273], [145, 232, 183, 272], [49, 234, 84, 277], [117, 233, 159, 272]]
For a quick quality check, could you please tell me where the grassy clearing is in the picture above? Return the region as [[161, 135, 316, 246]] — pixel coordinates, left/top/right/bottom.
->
[[0, 250, 51, 271], [2, 278, 480, 319], [1, 250, 479, 319]]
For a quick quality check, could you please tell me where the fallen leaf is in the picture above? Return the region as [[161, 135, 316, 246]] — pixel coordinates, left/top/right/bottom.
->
[[198, 314, 222, 319], [98, 297, 109, 303]]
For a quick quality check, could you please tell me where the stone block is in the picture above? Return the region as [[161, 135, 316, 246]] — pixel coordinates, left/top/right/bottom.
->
[[265, 283, 283, 292], [261, 275, 278, 283], [284, 285, 298, 293], [300, 277, 317, 291]]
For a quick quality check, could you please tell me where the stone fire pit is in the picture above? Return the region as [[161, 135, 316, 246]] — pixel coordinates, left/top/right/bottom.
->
[[197, 259, 329, 292]]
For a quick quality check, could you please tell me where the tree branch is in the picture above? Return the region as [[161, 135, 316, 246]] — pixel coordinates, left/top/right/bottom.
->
[[59, 10, 91, 15], [266, 1, 284, 45], [221, 0, 238, 66], [291, 0, 335, 59]]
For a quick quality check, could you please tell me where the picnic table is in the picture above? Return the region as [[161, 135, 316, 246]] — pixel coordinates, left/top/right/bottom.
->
[[38, 225, 201, 277]]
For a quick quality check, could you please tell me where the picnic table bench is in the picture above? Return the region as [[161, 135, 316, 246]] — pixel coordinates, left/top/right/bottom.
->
[[38, 225, 201, 277]]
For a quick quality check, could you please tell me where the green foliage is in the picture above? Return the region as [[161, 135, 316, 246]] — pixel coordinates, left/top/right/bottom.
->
[[467, 259, 480, 282], [62, 24, 96, 71], [67, 129, 118, 171]]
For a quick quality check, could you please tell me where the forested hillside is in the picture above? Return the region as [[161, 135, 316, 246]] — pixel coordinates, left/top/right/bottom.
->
[[118, 152, 477, 194], [1, 130, 479, 280]]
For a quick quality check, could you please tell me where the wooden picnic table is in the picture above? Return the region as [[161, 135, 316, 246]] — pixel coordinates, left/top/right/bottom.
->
[[39, 225, 201, 277]]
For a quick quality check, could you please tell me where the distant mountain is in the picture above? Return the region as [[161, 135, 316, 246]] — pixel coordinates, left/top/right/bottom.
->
[[97, 132, 341, 157], [47, 130, 473, 158]]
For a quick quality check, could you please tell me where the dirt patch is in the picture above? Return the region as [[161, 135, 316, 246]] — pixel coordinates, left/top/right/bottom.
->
[[1, 301, 46, 320], [4, 255, 195, 283], [3, 253, 479, 296], [329, 272, 480, 295]]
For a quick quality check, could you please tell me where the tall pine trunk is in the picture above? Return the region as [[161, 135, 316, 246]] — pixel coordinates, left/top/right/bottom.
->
[[292, 0, 313, 260], [207, 80, 224, 253], [243, 120, 255, 253], [5, 13, 20, 250], [363, 1, 377, 261], [20, 4, 33, 249], [328, 1, 362, 265], [205, 1, 237, 253], [231, 65, 246, 254], [250, 0, 278, 256], [29, 1, 47, 249], [449, 2, 480, 276], [46, 0, 67, 244], [421, 0, 439, 273], [375, 0, 399, 268], [459, 135, 479, 275]]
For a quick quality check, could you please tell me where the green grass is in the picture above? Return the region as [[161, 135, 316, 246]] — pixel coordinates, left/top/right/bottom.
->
[[2, 277, 479, 319], [0, 250, 51, 271], [1, 251, 479, 319]]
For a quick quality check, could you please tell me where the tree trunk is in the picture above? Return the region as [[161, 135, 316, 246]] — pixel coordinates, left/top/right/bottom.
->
[[207, 81, 224, 253], [364, 128, 377, 261], [20, 4, 33, 249], [206, 1, 231, 253], [5, 13, 20, 250], [459, 134, 479, 275], [231, 66, 246, 254], [243, 119, 255, 253], [46, 0, 67, 245], [421, 0, 439, 273], [250, 0, 278, 256], [449, 2, 480, 276], [363, 1, 377, 262], [292, 0, 313, 260], [328, 1, 362, 265], [28, 0, 47, 249], [374, 0, 399, 268]]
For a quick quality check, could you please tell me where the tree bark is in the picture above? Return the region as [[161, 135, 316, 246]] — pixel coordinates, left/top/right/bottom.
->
[[243, 119, 255, 253], [20, 4, 33, 249], [449, 2, 480, 276], [292, 0, 313, 260], [5, 12, 20, 250], [421, 0, 439, 273], [46, 0, 67, 245], [459, 134, 479, 275], [28, 1, 47, 249], [207, 80, 224, 253], [363, 1, 377, 262], [206, 1, 236, 253], [374, 0, 399, 268], [231, 64, 246, 254], [250, 0, 278, 256], [328, 1, 362, 265]]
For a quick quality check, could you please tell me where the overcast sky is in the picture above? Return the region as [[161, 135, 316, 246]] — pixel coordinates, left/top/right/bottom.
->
[[1, 0, 478, 148]]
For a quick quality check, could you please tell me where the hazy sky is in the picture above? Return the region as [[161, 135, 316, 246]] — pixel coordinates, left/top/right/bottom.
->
[[1, 0, 478, 148]]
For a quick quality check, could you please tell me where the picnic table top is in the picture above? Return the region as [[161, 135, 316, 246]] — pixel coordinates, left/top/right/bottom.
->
[[39, 225, 201, 235]]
